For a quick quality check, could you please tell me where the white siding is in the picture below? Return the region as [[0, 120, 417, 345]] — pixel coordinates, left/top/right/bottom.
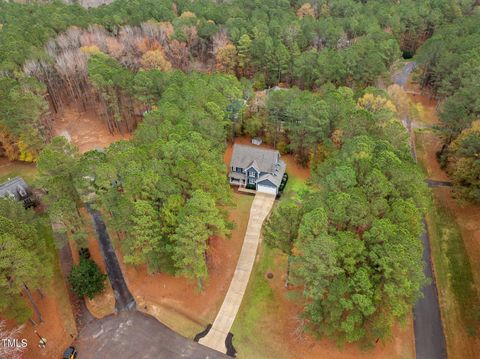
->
[[257, 184, 277, 195]]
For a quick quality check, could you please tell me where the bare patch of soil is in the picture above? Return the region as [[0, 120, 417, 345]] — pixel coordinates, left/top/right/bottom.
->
[[116, 191, 254, 338], [69, 211, 116, 319], [53, 106, 131, 153], [258, 253, 414, 359], [415, 131, 450, 181], [1, 261, 77, 359], [83, 217, 116, 318]]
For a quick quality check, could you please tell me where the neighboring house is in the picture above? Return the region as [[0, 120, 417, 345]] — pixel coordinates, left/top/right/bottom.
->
[[0, 177, 35, 207], [229, 144, 286, 195]]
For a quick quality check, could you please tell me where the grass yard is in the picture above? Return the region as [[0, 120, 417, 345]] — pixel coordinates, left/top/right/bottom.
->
[[231, 149, 414, 359], [231, 235, 415, 359], [426, 196, 480, 359], [415, 131, 480, 358], [231, 243, 285, 359], [0, 158, 37, 184]]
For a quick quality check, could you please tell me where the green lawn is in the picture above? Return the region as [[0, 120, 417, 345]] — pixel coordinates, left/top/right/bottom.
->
[[414, 109, 480, 358], [231, 243, 287, 359], [427, 198, 480, 336], [0, 159, 37, 184], [231, 166, 308, 359]]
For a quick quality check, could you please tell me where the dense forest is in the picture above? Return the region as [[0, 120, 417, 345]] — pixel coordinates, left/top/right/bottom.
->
[[0, 199, 53, 322], [0, 0, 476, 160], [0, 0, 479, 348], [264, 85, 429, 346], [416, 13, 480, 202]]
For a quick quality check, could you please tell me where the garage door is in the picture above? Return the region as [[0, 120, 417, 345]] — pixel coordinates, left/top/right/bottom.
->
[[257, 184, 277, 195]]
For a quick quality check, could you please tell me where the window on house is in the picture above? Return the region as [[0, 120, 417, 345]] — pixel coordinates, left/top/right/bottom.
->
[[249, 178, 255, 184], [249, 171, 256, 177]]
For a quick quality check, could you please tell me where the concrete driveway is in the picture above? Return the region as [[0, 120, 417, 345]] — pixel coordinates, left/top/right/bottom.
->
[[76, 311, 228, 359], [199, 193, 276, 354]]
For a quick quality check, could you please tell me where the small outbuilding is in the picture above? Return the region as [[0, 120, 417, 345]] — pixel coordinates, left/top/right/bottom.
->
[[251, 137, 263, 146]]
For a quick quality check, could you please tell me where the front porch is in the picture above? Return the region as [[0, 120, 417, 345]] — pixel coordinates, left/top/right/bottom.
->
[[237, 187, 257, 194]]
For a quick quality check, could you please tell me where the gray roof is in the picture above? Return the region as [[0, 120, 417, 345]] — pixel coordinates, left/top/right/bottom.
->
[[230, 144, 280, 173], [257, 160, 286, 187], [0, 177, 30, 200]]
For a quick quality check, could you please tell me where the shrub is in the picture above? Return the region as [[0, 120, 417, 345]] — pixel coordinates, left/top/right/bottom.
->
[[69, 258, 107, 299]]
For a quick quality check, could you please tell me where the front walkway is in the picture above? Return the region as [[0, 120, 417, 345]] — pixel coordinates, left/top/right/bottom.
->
[[199, 193, 276, 353]]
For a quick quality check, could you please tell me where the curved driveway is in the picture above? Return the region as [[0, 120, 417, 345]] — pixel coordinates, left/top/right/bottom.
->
[[75, 207, 227, 359]]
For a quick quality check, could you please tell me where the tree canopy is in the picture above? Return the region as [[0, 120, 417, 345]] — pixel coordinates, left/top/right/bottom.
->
[[0, 199, 53, 323]]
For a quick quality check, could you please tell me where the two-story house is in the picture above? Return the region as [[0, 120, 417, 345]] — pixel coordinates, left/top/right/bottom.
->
[[229, 144, 286, 195]]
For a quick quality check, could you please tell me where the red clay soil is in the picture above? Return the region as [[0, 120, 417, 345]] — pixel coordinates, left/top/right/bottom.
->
[[407, 84, 441, 126], [52, 106, 131, 153], [115, 191, 253, 334], [224, 136, 311, 181], [416, 131, 450, 182], [434, 188, 480, 291], [260, 254, 415, 359], [412, 90, 480, 357], [110, 137, 310, 337], [70, 210, 116, 318], [1, 273, 77, 359], [410, 91, 480, 280]]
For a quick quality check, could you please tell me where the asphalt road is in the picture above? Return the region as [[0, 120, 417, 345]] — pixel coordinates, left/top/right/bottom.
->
[[86, 204, 136, 312], [426, 179, 453, 188], [76, 311, 228, 359], [394, 63, 447, 359], [413, 223, 447, 359]]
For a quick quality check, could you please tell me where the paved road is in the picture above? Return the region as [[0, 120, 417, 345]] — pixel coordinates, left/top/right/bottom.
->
[[76, 311, 228, 359], [199, 193, 276, 354], [394, 63, 447, 359], [86, 204, 136, 312], [426, 179, 453, 188], [74, 207, 227, 359], [414, 223, 447, 359]]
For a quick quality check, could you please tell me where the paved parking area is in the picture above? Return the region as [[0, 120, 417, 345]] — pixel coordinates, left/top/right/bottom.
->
[[76, 311, 228, 359]]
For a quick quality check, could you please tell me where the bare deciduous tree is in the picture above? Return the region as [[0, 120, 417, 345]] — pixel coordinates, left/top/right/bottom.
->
[[0, 320, 26, 359]]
